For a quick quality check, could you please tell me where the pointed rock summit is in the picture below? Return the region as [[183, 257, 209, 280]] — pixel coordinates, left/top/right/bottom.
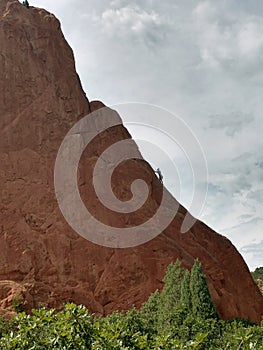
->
[[1, 1, 263, 321]]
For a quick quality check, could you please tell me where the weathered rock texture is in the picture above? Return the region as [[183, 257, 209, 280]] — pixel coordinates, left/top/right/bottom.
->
[[0, 0, 263, 322]]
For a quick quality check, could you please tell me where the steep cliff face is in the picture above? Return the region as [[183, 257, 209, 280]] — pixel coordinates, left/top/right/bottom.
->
[[1, 0, 263, 322]]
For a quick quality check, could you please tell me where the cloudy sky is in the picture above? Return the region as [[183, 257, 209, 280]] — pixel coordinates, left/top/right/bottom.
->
[[28, 0, 263, 270]]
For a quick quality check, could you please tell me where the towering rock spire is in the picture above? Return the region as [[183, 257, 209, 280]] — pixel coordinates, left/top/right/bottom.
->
[[0, 1, 262, 322]]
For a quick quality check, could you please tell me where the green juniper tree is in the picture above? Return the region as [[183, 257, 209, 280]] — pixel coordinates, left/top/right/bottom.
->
[[251, 267, 263, 281], [139, 290, 161, 334], [180, 270, 192, 315], [157, 260, 185, 331], [189, 260, 218, 320]]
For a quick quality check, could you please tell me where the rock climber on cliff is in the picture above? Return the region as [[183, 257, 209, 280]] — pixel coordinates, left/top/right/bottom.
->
[[23, 0, 29, 8], [155, 168, 163, 184]]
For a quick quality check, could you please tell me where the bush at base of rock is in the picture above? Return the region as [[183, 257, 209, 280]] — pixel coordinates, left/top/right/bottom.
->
[[0, 261, 262, 349]]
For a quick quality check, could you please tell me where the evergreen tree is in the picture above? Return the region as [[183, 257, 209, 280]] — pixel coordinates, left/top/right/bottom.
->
[[190, 260, 218, 319], [139, 290, 160, 334], [161, 260, 185, 305], [251, 266, 263, 280], [180, 270, 192, 314], [158, 260, 185, 330]]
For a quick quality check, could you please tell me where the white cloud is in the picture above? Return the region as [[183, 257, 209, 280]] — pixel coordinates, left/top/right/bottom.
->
[[96, 5, 164, 40], [193, 1, 263, 72]]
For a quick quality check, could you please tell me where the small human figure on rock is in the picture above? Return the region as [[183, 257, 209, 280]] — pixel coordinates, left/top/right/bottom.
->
[[155, 168, 163, 184], [23, 0, 29, 9]]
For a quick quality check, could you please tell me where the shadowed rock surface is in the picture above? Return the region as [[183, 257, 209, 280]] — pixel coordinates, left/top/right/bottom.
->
[[0, 0, 263, 322]]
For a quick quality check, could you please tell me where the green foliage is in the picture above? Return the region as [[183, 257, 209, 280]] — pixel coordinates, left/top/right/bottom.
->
[[11, 294, 24, 313], [190, 260, 218, 320], [252, 267, 263, 294], [138, 259, 219, 340], [0, 304, 94, 349], [139, 290, 160, 335], [93, 308, 150, 349], [0, 261, 262, 349], [180, 270, 191, 314], [157, 260, 185, 331], [251, 267, 263, 280]]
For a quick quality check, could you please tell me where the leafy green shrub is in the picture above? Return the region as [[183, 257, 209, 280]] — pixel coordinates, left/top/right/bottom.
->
[[0, 261, 261, 349], [11, 294, 24, 313]]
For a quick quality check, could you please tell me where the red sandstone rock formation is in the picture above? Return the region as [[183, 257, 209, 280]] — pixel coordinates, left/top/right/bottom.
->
[[0, 0, 263, 322]]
